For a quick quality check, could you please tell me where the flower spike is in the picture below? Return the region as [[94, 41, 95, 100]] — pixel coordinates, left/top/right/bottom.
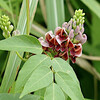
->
[[39, 9, 87, 63]]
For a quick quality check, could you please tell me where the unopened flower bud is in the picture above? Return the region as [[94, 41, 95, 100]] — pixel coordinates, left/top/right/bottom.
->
[[75, 26, 80, 34], [12, 30, 20, 36], [9, 25, 13, 32], [69, 29, 74, 39]]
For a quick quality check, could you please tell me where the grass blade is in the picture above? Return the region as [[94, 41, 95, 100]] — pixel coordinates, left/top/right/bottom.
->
[[81, 0, 100, 18], [56, 0, 65, 26], [46, 0, 58, 31]]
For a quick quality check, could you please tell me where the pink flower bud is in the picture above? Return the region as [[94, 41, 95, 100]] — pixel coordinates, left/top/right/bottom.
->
[[80, 27, 84, 33], [80, 34, 87, 44], [75, 32, 82, 41], [69, 29, 74, 39], [62, 22, 68, 29], [75, 26, 80, 33]]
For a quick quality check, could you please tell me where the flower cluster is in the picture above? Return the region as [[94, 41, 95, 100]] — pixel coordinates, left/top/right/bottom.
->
[[0, 15, 13, 38], [39, 9, 87, 63]]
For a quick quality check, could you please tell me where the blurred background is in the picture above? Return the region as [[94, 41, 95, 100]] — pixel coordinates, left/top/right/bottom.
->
[[0, 0, 100, 100]]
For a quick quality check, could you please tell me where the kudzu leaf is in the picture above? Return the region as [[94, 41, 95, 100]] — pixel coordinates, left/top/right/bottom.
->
[[55, 72, 84, 100], [15, 54, 51, 93], [51, 58, 79, 84], [20, 66, 53, 98], [0, 35, 42, 54], [34, 88, 46, 100], [0, 93, 40, 100], [44, 83, 65, 100]]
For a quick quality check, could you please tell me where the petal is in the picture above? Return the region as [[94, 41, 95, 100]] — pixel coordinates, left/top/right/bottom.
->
[[70, 43, 82, 57], [38, 37, 49, 47], [69, 56, 76, 63], [54, 27, 62, 35], [62, 22, 69, 29], [80, 27, 84, 33], [45, 31, 54, 42], [68, 40, 74, 49], [55, 35, 62, 45], [80, 34, 87, 44], [60, 51, 69, 61], [55, 45, 60, 51]]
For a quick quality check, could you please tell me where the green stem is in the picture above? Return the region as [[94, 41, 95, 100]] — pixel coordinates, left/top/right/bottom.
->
[[16, 52, 27, 62], [26, 0, 30, 35], [94, 77, 98, 100]]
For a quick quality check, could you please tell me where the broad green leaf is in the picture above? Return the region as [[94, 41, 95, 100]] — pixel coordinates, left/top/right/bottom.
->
[[0, 93, 40, 100], [34, 88, 46, 100], [15, 54, 51, 93], [44, 83, 65, 100], [0, 35, 42, 54], [55, 72, 84, 100], [81, 0, 100, 18], [1, 0, 39, 92], [51, 58, 79, 84], [20, 66, 53, 98]]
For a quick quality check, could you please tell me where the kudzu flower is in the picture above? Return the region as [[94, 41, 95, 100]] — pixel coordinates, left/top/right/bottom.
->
[[0, 15, 13, 38], [39, 9, 87, 63]]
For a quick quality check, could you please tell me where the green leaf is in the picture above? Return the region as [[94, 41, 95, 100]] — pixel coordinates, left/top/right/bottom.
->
[[15, 54, 51, 93], [34, 88, 46, 100], [81, 0, 100, 18], [20, 66, 53, 98], [0, 93, 40, 100], [55, 72, 84, 100], [0, 35, 42, 54], [0, 0, 39, 92], [44, 83, 65, 100], [51, 58, 79, 84]]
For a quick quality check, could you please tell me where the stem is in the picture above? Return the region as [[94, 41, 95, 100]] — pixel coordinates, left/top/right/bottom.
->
[[81, 54, 100, 61], [16, 52, 27, 62], [26, 0, 30, 35], [94, 77, 98, 100]]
